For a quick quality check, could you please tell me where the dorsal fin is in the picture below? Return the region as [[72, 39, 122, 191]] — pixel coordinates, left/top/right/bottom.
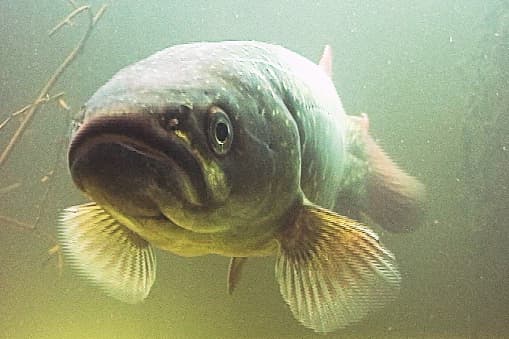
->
[[318, 44, 333, 78]]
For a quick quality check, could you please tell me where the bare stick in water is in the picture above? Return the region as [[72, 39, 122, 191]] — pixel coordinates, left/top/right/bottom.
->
[[0, 92, 65, 132], [0, 214, 64, 274], [0, 182, 21, 194], [0, 215, 36, 231], [48, 5, 90, 37], [0, 3, 107, 167], [0, 2, 108, 274]]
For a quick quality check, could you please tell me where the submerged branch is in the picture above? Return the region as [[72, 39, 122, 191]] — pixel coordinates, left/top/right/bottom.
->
[[0, 2, 108, 274], [0, 182, 21, 194], [0, 215, 36, 230], [93, 4, 108, 25], [13, 92, 65, 117], [0, 4, 107, 168], [0, 213, 63, 274], [0, 92, 65, 133], [48, 5, 90, 37], [0, 117, 11, 131]]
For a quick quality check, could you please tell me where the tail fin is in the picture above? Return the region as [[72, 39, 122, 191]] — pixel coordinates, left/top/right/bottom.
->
[[351, 114, 425, 232]]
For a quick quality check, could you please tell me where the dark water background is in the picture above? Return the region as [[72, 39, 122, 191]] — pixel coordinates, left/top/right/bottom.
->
[[1, 1, 507, 338]]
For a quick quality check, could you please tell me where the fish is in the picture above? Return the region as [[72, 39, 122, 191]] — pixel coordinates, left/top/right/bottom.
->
[[58, 41, 425, 333]]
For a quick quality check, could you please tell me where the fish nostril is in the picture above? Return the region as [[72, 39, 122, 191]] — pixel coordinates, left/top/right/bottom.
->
[[160, 117, 179, 131], [168, 118, 179, 129], [158, 104, 192, 131]]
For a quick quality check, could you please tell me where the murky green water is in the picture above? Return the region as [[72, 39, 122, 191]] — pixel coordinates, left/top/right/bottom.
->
[[1, 1, 507, 338]]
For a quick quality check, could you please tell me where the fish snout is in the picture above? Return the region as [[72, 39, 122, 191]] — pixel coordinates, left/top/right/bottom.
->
[[70, 138, 164, 217], [68, 111, 203, 217]]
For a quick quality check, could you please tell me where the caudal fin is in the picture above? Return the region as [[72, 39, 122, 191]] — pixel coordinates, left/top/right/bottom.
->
[[352, 114, 425, 232]]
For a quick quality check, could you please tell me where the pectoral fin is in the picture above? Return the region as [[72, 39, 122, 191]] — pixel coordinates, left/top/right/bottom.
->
[[275, 202, 400, 333], [227, 257, 248, 294], [58, 202, 156, 304]]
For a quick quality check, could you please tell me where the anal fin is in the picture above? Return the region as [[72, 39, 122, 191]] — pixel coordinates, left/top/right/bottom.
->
[[58, 202, 156, 304], [276, 202, 400, 333]]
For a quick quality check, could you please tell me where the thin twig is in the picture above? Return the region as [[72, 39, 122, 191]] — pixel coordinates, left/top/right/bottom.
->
[[14, 93, 65, 117], [0, 214, 57, 246], [0, 214, 60, 273], [0, 5, 106, 167], [0, 117, 11, 131], [43, 243, 64, 276], [0, 92, 64, 131], [34, 126, 67, 229], [0, 182, 21, 194], [48, 5, 90, 37], [93, 4, 108, 24], [57, 98, 71, 111], [1, 2, 107, 276], [10, 103, 32, 117], [0, 213, 62, 272], [0, 215, 36, 230]]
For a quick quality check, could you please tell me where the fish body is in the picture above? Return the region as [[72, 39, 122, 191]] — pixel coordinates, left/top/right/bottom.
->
[[59, 41, 424, 332]]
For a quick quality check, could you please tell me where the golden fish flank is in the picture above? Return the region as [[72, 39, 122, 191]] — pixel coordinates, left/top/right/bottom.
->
[[59, 41, 425, 333]]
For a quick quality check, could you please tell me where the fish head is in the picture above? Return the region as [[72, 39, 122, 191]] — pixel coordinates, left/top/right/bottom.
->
[[68, 45, 302, 237]]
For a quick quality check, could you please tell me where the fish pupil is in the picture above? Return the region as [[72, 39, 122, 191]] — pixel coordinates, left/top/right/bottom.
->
[[215, 122, 229, 144]]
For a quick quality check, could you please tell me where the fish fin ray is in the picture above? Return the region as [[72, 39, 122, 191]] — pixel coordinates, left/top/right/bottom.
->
[[58, 202, 156, 303], [275, 202, 400, 333], [227, 257, 248, 294]]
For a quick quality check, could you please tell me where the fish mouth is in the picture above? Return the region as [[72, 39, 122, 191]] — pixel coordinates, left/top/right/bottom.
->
[[68, 113, 208, 220]]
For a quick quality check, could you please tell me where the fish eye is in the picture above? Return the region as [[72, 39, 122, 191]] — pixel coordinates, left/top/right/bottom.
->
[[208, 106, 233, 155]]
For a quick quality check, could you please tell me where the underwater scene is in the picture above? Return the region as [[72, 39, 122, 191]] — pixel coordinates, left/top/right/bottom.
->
[[1, 1, 507, 338]]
